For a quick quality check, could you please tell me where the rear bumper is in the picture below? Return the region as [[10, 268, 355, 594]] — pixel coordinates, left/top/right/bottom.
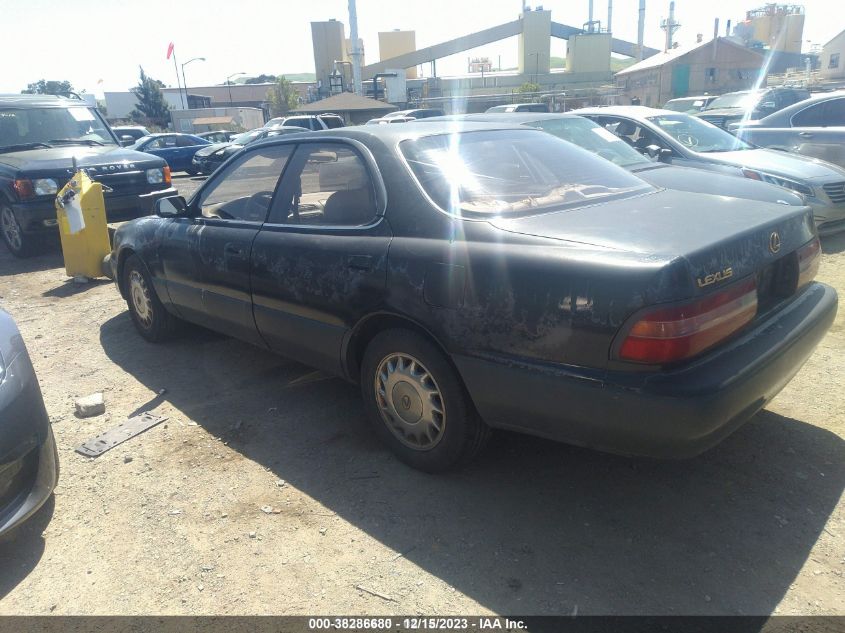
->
[[454, 282, 837, 458], [11, 186, 177, 234], [0, 352, 58, 537]]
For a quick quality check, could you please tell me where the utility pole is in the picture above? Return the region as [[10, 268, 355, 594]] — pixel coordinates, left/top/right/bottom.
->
[[348, 0, 363, 96]]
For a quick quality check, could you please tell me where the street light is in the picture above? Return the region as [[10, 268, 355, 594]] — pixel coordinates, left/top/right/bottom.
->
[[181, 57, 205, 109], [226, 72, 246, 107]]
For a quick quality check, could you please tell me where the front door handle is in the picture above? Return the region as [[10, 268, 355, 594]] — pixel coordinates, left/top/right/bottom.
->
[[347, 255, 374, 271], [224, 244, 245, 257], [798, 131, 814, 138]]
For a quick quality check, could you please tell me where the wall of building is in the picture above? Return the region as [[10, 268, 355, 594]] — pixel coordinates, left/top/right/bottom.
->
[[312, 20, 346, 98], [616, 40, 764, 106], [820, 31, 845, 80], [518, 9, 551, 76], [378, 31, 417, 78], [566, 33, 612, 74], [170, 107, 264, 133]]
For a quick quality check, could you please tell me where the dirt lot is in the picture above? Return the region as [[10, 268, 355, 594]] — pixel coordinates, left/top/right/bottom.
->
[[1, 173, 844, 615]]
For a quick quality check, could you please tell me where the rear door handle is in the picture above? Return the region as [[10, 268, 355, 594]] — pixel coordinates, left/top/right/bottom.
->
[[347, 255, 374, 271], [798, 131, 814, 138]]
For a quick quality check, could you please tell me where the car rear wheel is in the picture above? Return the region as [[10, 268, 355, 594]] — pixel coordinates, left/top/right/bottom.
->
[[123, 254, 178, 342], [1, 205, 36, 258], [360, 329, 490, 472]]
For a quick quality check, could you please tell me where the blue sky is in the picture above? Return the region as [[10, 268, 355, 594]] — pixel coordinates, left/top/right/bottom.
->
[[0, 0, 838, 95]]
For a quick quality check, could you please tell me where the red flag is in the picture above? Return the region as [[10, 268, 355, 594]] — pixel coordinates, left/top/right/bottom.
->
[[166, 42, 174, 59]]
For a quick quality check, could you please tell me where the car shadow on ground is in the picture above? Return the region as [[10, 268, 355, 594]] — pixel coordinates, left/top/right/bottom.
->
[[821, 232, 845, 255], [0, 249, 63, 277], [0, 496, 54, 600], [99, 313, 845, 615]]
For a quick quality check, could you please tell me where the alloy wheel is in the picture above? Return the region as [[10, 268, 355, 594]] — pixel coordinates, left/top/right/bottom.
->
[[129, 270, 153, 329], [1, 207, 22, 252]]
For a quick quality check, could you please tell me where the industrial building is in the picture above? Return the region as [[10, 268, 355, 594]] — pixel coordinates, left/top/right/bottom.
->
[[615, 37, 765, 107]]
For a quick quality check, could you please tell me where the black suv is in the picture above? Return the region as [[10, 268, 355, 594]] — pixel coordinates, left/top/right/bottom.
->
[[0, 95, 177, 256], [696, 87, 810, 129]]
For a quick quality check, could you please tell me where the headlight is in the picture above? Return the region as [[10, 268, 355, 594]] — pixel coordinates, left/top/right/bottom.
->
[[33, 178, 58, 196], [214, 149, 226, 157], [742, 169, 813, 197], [146, 168, 164, 184]]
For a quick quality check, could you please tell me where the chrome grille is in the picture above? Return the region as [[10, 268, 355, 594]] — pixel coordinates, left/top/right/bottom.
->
[[822, 181, 845, 204]]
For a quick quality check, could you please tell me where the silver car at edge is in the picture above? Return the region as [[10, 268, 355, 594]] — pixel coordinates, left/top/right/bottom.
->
[[573, 106, 845, 235], [0, 308, 57, 537]]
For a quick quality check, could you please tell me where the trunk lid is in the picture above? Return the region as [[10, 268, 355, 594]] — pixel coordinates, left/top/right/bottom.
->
[[490, 189, 815, 296]]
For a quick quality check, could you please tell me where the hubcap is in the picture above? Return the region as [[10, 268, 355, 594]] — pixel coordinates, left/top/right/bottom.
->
[[129, 270, 153, 329], [1, 208, 22, 252], [374, 353, 445, 450]]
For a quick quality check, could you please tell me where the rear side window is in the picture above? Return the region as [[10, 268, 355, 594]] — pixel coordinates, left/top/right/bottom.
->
[[269, 143, 377, 226], [401, 129, 650, 217], [319, 116, 345, 129], [176, 135, 198, 146], [198, 145, 294, 222]]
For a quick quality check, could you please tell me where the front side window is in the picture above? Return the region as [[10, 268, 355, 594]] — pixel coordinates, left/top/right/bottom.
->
[[269, 143, 377, 226], [0, 106, 115, 151], [792, 102, 826, 127], [198, 145, 294, 222], [647, 114, 752, 152], [401, 129, 651, 218]]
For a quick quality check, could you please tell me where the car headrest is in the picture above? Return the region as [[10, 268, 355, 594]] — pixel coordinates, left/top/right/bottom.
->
[[318, 157, 369, 191], [615, 120, 637, 136]]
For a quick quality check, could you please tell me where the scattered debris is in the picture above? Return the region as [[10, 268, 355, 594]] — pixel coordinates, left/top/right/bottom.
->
[[355, 584, 394, 602], [168, 509, 182, 516], [249, 531, 257, 539], [75, 393, 105, 418], [261, 505, 282, 515], [389, 546, 416, 562], [75, 412, 168, 457], [276, 480, 286, 488], [123, 455, 133, 464], [704, 595, 712, 602], [319, 527, 327, 535], [72, 276, 89, 285]]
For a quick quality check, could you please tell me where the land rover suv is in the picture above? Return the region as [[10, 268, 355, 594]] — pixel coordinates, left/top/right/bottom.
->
[[0, 94, 177, 257]]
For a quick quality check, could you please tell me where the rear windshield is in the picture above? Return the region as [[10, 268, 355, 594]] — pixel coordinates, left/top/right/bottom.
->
[[401, 129, 651, 217], [704, 92, 761, 110]]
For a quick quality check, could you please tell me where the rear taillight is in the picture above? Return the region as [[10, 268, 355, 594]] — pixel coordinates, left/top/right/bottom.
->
[[618, 277, 758, 365], [796, 237, 821, 289], [163, 165, 172, 185]]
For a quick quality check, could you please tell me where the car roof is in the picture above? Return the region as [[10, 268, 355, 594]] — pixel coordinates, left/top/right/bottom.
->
[[760, 89, 845, 123], [570, 106, 673, 119], [665, 95, 714, 101], [248, 121, 532, 147], [0, 94, 89, 108], [427, 112, 583, 124]]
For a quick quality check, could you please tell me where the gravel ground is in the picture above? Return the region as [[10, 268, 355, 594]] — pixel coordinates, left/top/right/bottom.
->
[[0, 174, 843, 615]]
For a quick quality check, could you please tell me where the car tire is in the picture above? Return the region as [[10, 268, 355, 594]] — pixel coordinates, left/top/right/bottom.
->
[[1, 205, 37, 258], [123, 254, 178, 342], [360, 329, 490, 473]]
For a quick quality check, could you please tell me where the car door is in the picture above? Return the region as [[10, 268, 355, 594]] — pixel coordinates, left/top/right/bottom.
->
[[786, 98, 845, 168], [158, 143, 295, 344], [174, 135, 202, 171], [250, 140, 392, 375], [143, 135, 179, 168]]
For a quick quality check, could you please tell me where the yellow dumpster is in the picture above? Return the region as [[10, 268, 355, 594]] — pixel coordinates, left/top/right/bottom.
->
[[55, 170, 111, 279]]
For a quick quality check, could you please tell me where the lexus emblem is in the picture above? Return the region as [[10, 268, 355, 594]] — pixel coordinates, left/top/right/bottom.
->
[[769, 231, 781, 254], [401, 395, 411, 410]]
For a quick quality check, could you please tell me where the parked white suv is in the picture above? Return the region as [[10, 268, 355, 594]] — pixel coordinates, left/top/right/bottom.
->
[[263, 114, 344, 131]]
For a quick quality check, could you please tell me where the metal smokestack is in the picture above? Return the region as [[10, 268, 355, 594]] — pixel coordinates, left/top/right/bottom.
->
[[666, 1, 675, 51], [348, 0, 362, 95], [607, 0, 613, 33], [637, 0, 646, 60], [713, 18, 719, 40], [588, 0, 594, 29], [726, 19, 732, 37]]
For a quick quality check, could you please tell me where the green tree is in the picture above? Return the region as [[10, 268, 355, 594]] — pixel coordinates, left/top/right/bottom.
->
[[245, 74, 277, 84], [266, 76, 300, 117], [130, 67, 170, 127], [518, 82, 541, 93], [22, 79, 74, 95]]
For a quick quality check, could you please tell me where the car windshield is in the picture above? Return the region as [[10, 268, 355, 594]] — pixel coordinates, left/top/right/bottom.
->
[[528, 117, 652, 168], [647, 114, 752, 152], [231, 130, 264, 145], [704, 92, 761, 110], [0, 106, 116, 150], [401, 129, 651, 217]]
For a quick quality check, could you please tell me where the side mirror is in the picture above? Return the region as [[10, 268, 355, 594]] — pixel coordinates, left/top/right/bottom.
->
[[120, 135, 135, 147], [155, 195, 189, 218]]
